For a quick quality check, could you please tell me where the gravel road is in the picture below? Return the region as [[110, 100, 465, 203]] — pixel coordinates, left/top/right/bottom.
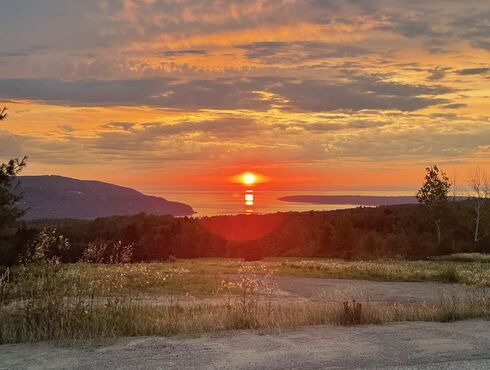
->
[[1, 320, 489, 369]]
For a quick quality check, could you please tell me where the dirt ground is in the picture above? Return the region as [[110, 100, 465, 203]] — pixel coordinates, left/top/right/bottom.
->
[[265, 275, 475, 304], [1, 277, 488, 369], [1, 320, 489, 369], [149, 275, 477, 306]]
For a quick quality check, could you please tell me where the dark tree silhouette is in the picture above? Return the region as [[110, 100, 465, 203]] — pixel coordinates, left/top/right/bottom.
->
[[0, 107, 27, 235], [416, 165, 451, 247]]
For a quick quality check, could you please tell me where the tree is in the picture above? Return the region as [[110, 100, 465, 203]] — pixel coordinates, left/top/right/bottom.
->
[[416, 165, 451, 247], [0, 107, 27, 236], [468, 168, 490, 250]]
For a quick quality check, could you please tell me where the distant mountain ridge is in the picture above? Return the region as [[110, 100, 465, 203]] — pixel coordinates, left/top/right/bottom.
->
[[16, 176, 194, 219]]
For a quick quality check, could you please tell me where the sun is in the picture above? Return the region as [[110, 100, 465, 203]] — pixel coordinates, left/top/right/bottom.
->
[[242, 172, 256, 185]]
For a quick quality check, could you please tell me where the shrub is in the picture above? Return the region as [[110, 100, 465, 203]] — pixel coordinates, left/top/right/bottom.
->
[[168, 255, 177, 263], [108, 241, 133, 264], [341, 300, 363, 325], [21, 229, 71, 265], [79, 242, 106, 263]]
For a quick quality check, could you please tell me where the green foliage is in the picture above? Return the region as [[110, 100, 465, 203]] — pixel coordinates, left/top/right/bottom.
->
[[416, 165, 451, 206], [21, 228, 71, 265], [80, 242, 106, 263], [0, 108, 29, 265], [0, 107, 26, 233], [0, 157, 27, 235], [1, 198, 483, 266], [416, 165, 453, 247]]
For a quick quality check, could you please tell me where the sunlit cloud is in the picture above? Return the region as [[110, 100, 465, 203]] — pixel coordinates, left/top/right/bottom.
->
[[0, 0, 488, 190]]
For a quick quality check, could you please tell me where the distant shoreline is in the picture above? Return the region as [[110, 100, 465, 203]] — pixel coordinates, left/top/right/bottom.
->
[[278, 195, 418, 206]]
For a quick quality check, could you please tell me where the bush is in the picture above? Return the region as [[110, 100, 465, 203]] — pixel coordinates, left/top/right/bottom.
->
[[168, 255, 177, 263], [21, 229, 71, 265], [341, 300, 363, 325]]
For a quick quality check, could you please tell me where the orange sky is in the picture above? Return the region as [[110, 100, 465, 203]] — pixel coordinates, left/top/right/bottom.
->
[[0, 0, 489, 192]]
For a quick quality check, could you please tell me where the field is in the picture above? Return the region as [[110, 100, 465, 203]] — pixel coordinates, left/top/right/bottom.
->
[[1, 257, 489, 344]]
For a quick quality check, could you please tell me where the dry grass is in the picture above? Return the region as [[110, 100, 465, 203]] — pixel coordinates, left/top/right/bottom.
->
[[1, 294, 488, 344], [431, 253, 490, 263], [275, 259, 490, 286], [4, 257, 488, 302], [0, 260, 489, 344]]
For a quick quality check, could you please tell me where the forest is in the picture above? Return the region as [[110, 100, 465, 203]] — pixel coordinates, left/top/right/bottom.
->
[[0, 197, 487, 266]]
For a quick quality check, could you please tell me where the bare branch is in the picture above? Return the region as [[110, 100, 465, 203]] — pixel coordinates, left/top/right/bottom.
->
[[0, 107, 7, 121]]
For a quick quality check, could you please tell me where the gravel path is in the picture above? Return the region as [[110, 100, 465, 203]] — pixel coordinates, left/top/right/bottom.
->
[[1, 320, 489, 369], [266, 276, 474, 304]]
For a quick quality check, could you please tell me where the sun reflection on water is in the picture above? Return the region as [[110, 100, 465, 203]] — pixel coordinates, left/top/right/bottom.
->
[[245, 189, 254, 214]]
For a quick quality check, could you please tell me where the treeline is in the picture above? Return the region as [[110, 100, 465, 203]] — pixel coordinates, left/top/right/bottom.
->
[[0, 198, 486, 266]]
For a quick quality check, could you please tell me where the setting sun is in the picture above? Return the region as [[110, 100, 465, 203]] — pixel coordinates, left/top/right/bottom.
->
[[243, 173, 256, 185]]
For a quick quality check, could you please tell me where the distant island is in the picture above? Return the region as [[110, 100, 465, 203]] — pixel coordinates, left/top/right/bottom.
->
[[16, 176, 194, 219], [278, 195, 419, 206]]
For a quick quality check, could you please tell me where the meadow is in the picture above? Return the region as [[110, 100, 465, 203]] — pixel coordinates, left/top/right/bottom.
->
[[1, 257, 489, 344]]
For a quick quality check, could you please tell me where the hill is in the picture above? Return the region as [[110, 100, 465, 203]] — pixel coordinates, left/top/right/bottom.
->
[[16, 176, 194, 219]]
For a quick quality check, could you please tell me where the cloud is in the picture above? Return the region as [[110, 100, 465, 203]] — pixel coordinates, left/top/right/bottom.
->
[[159, 49, 208, 57], [427, 68, 447, 81], [450, 10, 490, 51], [238, 41, 369, 64], [98, 118, 261, 143], [270, 76, 452, 112], [0, 45, 50, 58], [456, 68, 490, 75], [380, 18, 437, 38], [2, 109, 489, 171], [0, 78, 268, 110], [473, 40, 490, 51], [440, 103, 466, 110], [0, 76, 453, 112]]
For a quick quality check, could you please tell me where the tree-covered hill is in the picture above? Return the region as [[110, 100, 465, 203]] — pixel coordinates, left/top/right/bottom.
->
[[16, 176, 194, 219]]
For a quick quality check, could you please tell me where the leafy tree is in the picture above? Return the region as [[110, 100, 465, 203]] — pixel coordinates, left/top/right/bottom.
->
[[0, 107, 28, 266], [1, 108, 27, 235], [1, 158, 27, 233], [416, 165, 451, 247]]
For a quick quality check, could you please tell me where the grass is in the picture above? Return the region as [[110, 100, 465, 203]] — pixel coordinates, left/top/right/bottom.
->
[[274, 259, 490, 286], [182, 257, 490, 287], [0, 258, 489, 344], [1, 293, 488, 344], [4, 257, 489, 301], [431, 253, 490, 263]]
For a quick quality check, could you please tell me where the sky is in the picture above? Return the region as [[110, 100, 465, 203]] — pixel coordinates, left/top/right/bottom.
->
[[0, 0, 489, 192]]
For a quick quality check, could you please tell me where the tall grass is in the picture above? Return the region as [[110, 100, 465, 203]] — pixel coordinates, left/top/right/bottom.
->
[[0, 261, 489, 344]]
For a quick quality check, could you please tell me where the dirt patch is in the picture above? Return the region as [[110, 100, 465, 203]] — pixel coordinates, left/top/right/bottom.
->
[[1, 320, 489, 369], [227, 275, 477, 304]]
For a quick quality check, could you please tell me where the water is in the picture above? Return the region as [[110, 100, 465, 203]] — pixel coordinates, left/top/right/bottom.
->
[[145, 189, 416, 217]]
